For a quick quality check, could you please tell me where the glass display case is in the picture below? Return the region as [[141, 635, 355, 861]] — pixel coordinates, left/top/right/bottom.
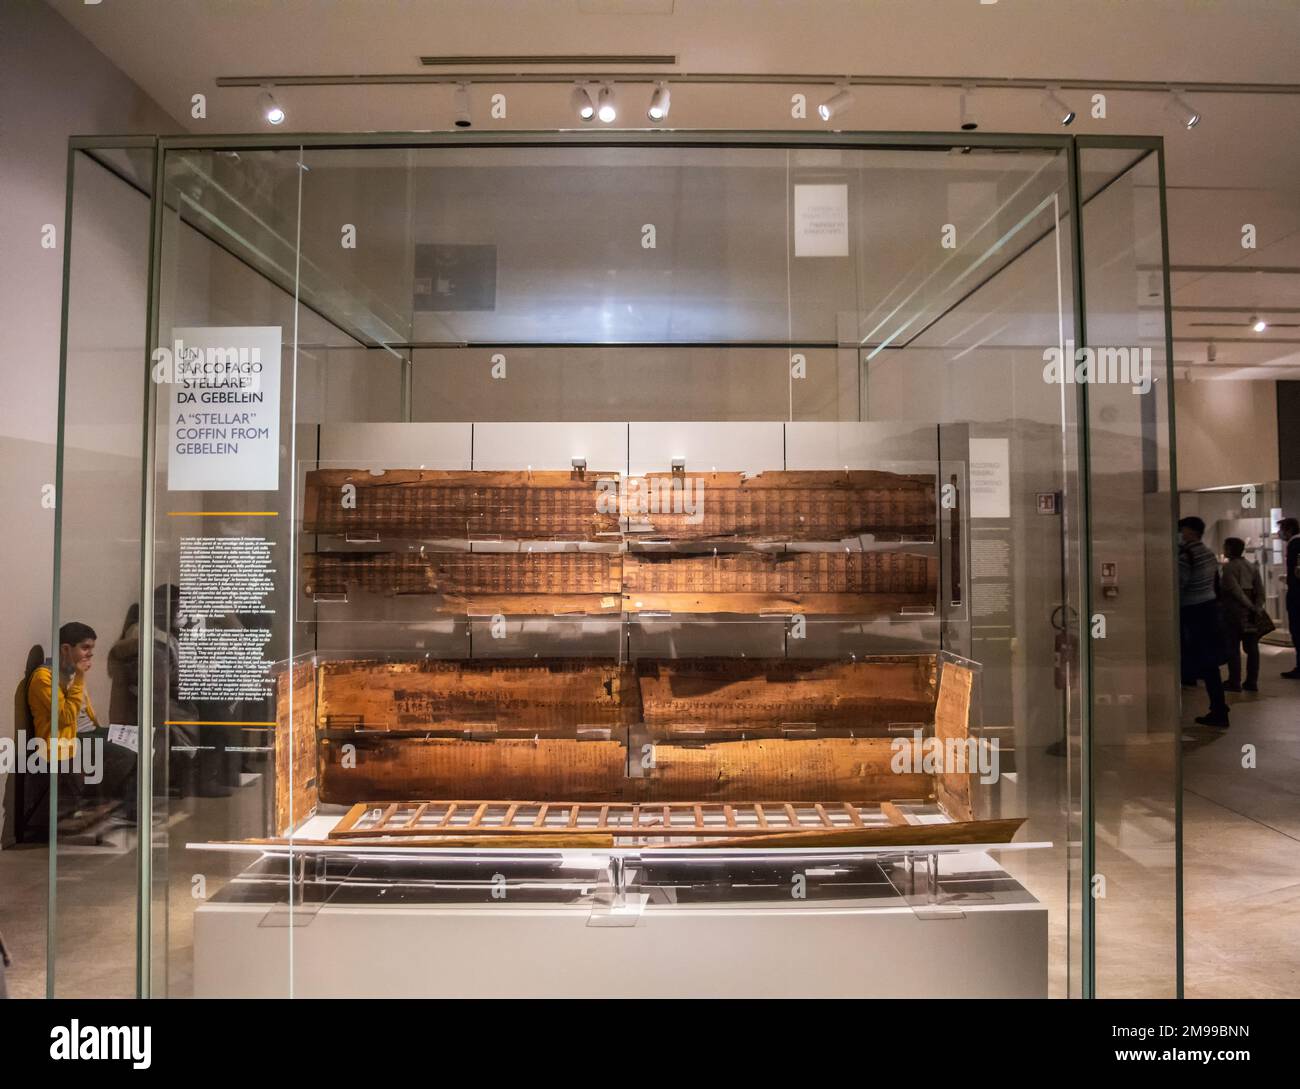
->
[[48, 131, 1181, 998]]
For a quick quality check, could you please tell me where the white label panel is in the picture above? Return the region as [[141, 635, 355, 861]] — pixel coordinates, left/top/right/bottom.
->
[[166, 326, 281, 491], [969, 437, 1011, 519], [794, 184, 850, 257]]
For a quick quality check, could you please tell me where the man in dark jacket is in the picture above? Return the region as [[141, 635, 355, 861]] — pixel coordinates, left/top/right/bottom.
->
[[1179, 516, 1229, 727], [1281, 517, 1300, 680]]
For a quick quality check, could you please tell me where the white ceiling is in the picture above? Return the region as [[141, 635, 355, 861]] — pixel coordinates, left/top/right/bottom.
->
[[46, 0, 1300, 379]]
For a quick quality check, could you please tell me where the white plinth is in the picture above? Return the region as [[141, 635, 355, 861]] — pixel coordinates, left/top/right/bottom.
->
[[194, 893, 1047, 998]]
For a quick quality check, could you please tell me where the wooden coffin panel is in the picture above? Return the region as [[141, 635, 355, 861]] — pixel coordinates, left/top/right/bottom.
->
[[302, 550, 623, 615], [636, 657, 937, 739], [318, 735, 935, 804], [316, 658, 633, 737], [301, 469, 620, 540], [933, 660, 976, 823], [623, 470, 935, 541], [274, 659, 319, 836], [622, 550, 937, 615]]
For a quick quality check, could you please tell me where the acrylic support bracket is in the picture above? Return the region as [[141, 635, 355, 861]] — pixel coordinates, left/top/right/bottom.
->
[[257, 851, 333, 929], [587, 853, 649, 927], [891, 850, 967, 921]]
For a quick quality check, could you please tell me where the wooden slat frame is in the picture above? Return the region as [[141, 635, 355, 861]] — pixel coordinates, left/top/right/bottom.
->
[[328, 799, 899, 839]]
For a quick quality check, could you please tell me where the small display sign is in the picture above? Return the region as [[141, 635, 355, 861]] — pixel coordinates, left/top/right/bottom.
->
[[793, 184, 850, 257], [166, 326, 281, 492]]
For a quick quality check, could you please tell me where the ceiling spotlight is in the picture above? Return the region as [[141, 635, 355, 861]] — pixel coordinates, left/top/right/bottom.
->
[[597, 84, 617, 124], [1165, 89, 1200, 129], [1251, 314, 1267, 333], [453, 82, 472, 128], [257, 89, 285, 126], [959, 85, 978, 131], [570, 83, 595, 122], [817, 85, 854, 122], [1042, 86, 1076, 127], [647, 81, 671, 122]]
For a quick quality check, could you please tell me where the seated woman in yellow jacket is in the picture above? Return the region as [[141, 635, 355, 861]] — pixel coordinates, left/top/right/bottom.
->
[[28, 621, 99, 762]]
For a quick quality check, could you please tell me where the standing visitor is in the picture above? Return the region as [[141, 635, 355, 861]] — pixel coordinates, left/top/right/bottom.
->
[[1179, 516, 1230, 727]]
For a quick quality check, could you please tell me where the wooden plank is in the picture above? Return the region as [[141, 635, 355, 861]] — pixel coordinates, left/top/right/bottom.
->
[[842, 802, 864, 827], [681, 817, 1026, 850], [880, 801, 909, 826], [623, 551, 937, 610], [622, 470, 936, 541], [404, 802, 430, 830], [303, 550, 622, 607], [302, 468, 621, 540], [436, 802, 458, 829], [623, 591, 933, 618], [274, 658, 320, 836], [636, 657, 936, 739], [933, 661, 976, 823], [316, 657, 631, 736], [814, 803, 832, 827], [468, 802, 489, 829], [318, 734, 935, 805], [235, 833, 617, 849], [331, 803, 367, 836]]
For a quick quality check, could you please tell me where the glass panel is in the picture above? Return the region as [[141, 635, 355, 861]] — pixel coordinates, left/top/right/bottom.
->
[[1079, 145, 1180, 997], [864, 149, 1086, 997], [275, 140, 1083, 999], [50, 135, 1181, 999], [145, 146, 309, 997], [49, 144, 156, 998]]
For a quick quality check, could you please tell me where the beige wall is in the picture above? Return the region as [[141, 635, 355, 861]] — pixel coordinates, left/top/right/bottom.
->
[[1174, 379, 1280, 491]]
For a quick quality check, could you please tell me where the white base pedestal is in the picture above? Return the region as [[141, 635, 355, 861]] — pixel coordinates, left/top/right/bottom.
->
[[194, 895, 1047, 998]]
